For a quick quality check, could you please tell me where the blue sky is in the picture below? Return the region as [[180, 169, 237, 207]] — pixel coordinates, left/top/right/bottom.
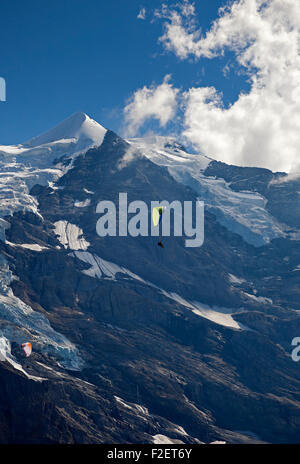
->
[[0, 0, 247, 144], [1, 0, 298, 174]]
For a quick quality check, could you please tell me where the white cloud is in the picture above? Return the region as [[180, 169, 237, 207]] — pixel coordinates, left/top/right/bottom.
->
[[117, 145, 145, 171], [123, 75, 179, 136], [155, 1, 200, 60], [149, 0, 300, 173], [137, 7, 146, 20]]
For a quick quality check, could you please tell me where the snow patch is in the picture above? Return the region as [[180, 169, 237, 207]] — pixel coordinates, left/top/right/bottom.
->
[[114, 396, 149, 417], [172, 425, 188, 436], [228, 273, 246, 285], [54, 221, 90, 251], [6, 241, 48, 252], [72, 251, 126, 279], [83, 188, 94, 195], [160, 290, 245, 330], [74, 199, 91, 208], [242, 292, 273, 305], [152, 434, 184, 445]]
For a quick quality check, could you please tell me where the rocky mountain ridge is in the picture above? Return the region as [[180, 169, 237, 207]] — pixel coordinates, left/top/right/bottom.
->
[[0, 114, 299, 443]]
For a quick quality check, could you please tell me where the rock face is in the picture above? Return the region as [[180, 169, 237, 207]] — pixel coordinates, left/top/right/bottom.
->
[[0, 116, 300, 444]]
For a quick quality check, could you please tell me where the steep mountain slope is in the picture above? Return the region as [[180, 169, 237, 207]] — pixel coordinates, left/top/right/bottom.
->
[[0, 112, 106, 233], [129, 136, 287, 246], [0, 114, 300, 443]]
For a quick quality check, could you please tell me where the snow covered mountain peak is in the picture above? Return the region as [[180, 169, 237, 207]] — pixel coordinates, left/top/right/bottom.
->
[[0, 112, 107, 167], [0, 113, 107, 235], [0, 113, 292, 250], [24, 112, 107, 149]]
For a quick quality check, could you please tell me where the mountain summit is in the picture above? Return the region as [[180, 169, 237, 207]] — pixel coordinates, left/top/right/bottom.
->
[[24, 112, 107, 149]]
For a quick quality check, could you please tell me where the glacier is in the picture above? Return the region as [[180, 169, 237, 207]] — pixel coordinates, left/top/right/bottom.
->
[[0, 255, 83, 370], [0, 113, 107, 373], [128, 136, 287, 246]]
